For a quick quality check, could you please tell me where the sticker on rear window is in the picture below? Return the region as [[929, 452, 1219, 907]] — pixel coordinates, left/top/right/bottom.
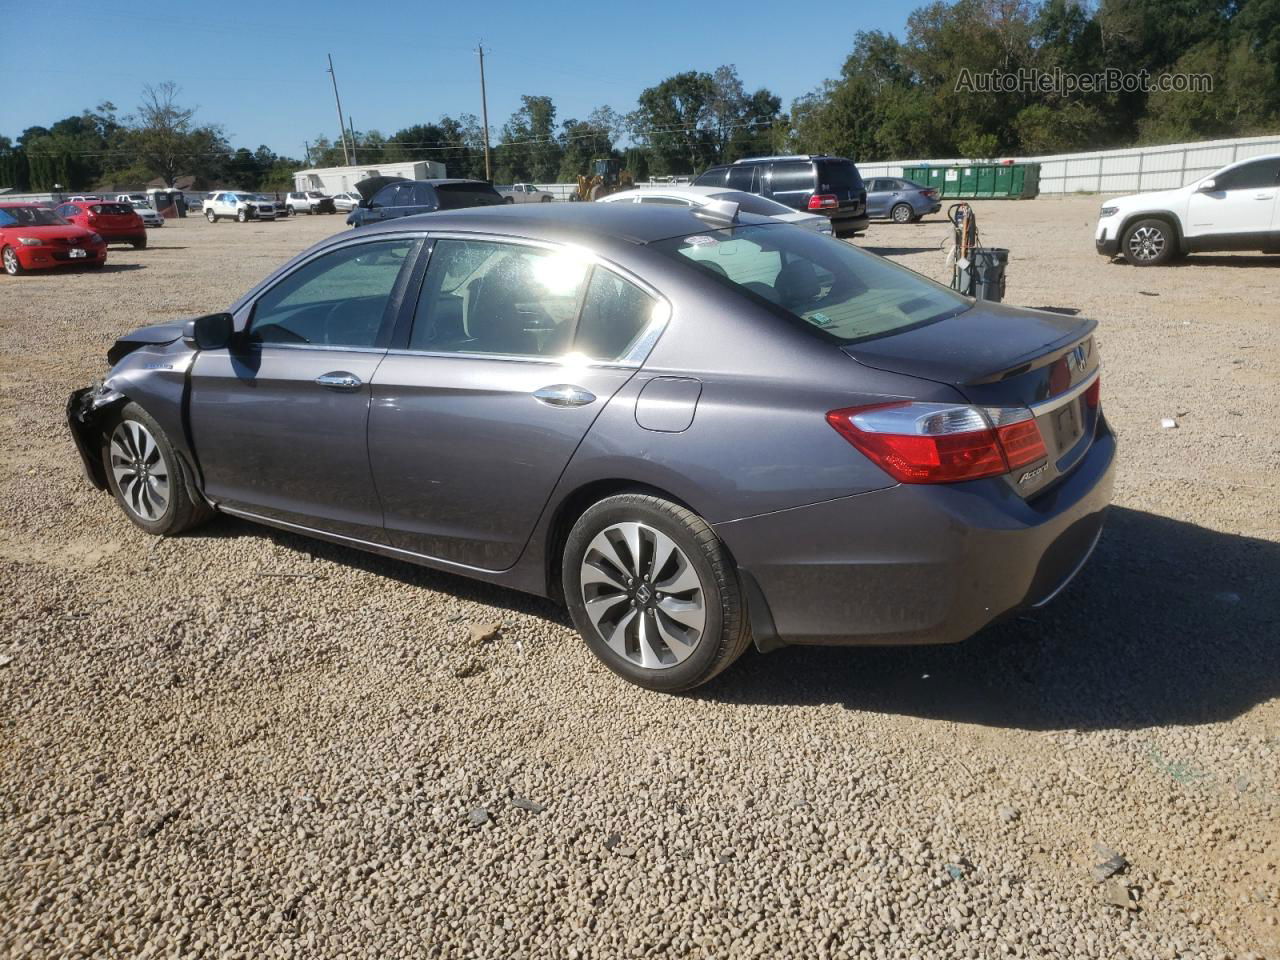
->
[[808, 312, 833, 327], [684, 235, 717, 247]]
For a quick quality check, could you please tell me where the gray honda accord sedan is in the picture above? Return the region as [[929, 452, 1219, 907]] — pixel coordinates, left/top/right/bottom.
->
[[67, 202, 1115, 691]]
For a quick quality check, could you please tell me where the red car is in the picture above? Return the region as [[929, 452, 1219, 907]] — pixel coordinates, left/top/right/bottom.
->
[[54, 199, 147, 249], [0, 203, 107, 276]]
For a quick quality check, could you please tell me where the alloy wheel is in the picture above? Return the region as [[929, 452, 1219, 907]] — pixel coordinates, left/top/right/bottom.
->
[[109, 421, 170, 522], [892, 204, 912, 223], [579, 521, 707, 670], [1128, 226, 1165, 261], [2, 247, 18, 275]]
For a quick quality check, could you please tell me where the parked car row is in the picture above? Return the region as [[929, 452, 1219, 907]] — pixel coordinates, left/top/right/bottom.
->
[[0, 203, 111, 274]]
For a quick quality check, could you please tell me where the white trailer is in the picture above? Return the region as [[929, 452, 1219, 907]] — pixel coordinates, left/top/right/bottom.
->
[[292, 161, 447, 195]]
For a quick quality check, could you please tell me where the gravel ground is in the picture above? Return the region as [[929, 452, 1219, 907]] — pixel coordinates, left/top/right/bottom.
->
[[1, 200, 1277, 959]]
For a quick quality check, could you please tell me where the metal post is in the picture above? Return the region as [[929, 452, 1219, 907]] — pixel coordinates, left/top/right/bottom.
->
[[477, 43, 491, 181], [327, 53, 351, 166]]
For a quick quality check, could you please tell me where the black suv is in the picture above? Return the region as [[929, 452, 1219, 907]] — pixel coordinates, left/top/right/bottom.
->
[[348, 177, 505, 227], [693, 155, 869, 238]]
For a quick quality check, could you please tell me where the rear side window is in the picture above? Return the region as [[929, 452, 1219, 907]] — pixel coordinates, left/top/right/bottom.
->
[[410, 239, 589, 357], [770, 161, 815, 194], [817, 160, 863, 193], [434, 183, 504, 210], [92, 203, 133, 215], [575, 269, 656, 361], [726, 165, 756, 191], [250, 239, 417, 348], [692, 166, 729, 187]]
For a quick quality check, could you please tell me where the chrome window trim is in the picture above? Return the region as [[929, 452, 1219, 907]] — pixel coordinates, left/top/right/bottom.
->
[[1029, 368, 1101, 416], [395, 230, 673, 367]]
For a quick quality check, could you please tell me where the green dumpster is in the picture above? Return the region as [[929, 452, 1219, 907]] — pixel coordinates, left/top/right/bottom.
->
[[901, 163, 1040, 199]]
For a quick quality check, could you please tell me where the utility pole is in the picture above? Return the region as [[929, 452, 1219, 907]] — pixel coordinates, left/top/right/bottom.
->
[[348, 115, 358, 165], [304, 140, 311, 166], [327, 53, 351, 166], [477, 42, 491, 180]]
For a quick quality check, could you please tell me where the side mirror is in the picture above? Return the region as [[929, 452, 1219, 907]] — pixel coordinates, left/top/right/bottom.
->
[[1198, 178, 1217, 192], [183, 312, 235, 350]]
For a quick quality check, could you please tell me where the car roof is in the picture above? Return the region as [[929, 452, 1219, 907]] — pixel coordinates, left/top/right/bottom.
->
[[0, 202, 44, 208], [350, 201, 777, 246], [603, 185, 726, 202]]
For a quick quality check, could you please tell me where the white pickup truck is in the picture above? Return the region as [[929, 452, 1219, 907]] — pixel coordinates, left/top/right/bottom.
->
[[498, 183, 555, 203]]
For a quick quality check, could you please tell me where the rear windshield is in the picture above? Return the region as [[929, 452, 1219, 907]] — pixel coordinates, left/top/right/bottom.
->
[[0, 207, 68, 226], [91, 203, 134, 215], [434, 182, 504, 210], [817, 160, 863, 192], [654, 223, 967, 343]]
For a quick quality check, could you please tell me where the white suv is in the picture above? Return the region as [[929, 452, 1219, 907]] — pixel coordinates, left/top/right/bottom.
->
[[202, 192, 279, 223], [1096, 154, 1280, 265]]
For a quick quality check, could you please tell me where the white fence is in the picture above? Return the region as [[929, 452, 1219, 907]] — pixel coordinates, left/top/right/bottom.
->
[[858, 133, 1280, 195]]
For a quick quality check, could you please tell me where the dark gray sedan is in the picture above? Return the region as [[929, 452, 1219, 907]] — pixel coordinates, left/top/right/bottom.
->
[[866, 177, 942, 222], [68, 203, 1114, 691]]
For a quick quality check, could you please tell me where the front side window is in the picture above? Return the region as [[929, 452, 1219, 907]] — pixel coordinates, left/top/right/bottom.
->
[[410, 239, 589, 357], [655, 224, 967, 343], [1214, 159, 1280, 191], [250, 239, 417, 348]]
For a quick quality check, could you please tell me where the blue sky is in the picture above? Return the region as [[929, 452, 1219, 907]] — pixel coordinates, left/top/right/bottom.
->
[[3, 0, 923, 158]]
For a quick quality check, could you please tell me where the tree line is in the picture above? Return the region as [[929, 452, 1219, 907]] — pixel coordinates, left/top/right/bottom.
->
[[3, 0, 1276, 192]]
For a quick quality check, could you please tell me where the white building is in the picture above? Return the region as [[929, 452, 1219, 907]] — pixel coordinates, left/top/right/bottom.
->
[[293, 160, 447, 194]]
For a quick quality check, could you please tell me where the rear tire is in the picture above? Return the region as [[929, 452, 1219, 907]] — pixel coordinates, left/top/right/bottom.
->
[[287, 205, 295, 216], [100, 402, 211, 536], [206, 209, 217, 222], [2, 246, 24, 276], [1122, 218, 1176, 266], [132, 237, 147, 250], [562, 493, 750, 692], [541, 194, 552, 202], [890, 202, 913, 223]]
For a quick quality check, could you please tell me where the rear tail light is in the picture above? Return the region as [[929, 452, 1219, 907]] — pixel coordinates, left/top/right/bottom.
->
[[808, 194, 839, 210], [826, 402, 1047, 484], [1084, 375, 1101, 409], [922, 189, 939, 199]]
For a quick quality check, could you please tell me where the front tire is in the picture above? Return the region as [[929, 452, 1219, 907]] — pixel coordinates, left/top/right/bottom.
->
[[2, 246, 24, 276], [100, 403, 211, 536], [236, 209, 248, 223], [890, 202, 913, 223], [1122, 218, 1176, 266], [562, 493, 750, 692]]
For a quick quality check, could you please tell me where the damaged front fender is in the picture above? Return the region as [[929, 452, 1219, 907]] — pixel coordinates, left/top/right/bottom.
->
[[66, 382, 126, 490]]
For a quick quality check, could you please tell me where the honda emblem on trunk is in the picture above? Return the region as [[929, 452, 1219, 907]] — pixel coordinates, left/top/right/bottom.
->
[[1066, 344, 1088, 372]]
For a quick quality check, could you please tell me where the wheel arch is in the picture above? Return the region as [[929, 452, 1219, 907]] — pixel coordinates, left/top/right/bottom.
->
[[542, 478, 701, 601], [1118, 210, 1185, 253]]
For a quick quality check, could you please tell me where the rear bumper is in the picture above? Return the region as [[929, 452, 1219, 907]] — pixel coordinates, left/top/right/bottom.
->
[[715, 418, 1117, 647], [98, 231, 147, 243], [832, 213, 870, 236]]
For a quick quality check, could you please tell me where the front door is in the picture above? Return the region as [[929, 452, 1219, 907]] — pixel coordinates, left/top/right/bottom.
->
[[369, 236, 662, 570], [1186, 157, 1280, 242], [189, 235, 422, 541]]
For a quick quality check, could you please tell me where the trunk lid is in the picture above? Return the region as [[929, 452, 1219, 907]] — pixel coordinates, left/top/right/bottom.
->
[[842, 302, 1101, 498]]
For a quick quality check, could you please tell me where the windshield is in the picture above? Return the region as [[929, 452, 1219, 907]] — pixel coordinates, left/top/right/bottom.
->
[[654, 223, 968, 343], [0, 206, 69, 227]]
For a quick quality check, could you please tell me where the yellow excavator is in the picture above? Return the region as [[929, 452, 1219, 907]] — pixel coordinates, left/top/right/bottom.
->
[[573, 158, 633, 201]]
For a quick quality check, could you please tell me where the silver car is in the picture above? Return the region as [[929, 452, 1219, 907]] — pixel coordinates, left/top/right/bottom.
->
[[600, 185, 833, 234], [67, 203, 1114, 692]]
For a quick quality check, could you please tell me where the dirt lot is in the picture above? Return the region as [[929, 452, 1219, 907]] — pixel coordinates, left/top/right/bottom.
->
[[1, 198, 1277, 959]]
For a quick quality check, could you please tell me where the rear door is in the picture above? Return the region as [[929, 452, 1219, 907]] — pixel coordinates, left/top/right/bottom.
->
[[368, 236, 663, 569], [189, 235, 423, 540]]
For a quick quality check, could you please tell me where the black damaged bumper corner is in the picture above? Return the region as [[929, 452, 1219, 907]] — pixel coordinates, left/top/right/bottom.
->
[[66, 385, 113, 490]]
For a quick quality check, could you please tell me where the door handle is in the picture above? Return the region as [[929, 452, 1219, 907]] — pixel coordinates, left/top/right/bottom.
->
[[1255, 193, 1275, 200], [315, 371, 362, 390], [533, 384, 596, 407]]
